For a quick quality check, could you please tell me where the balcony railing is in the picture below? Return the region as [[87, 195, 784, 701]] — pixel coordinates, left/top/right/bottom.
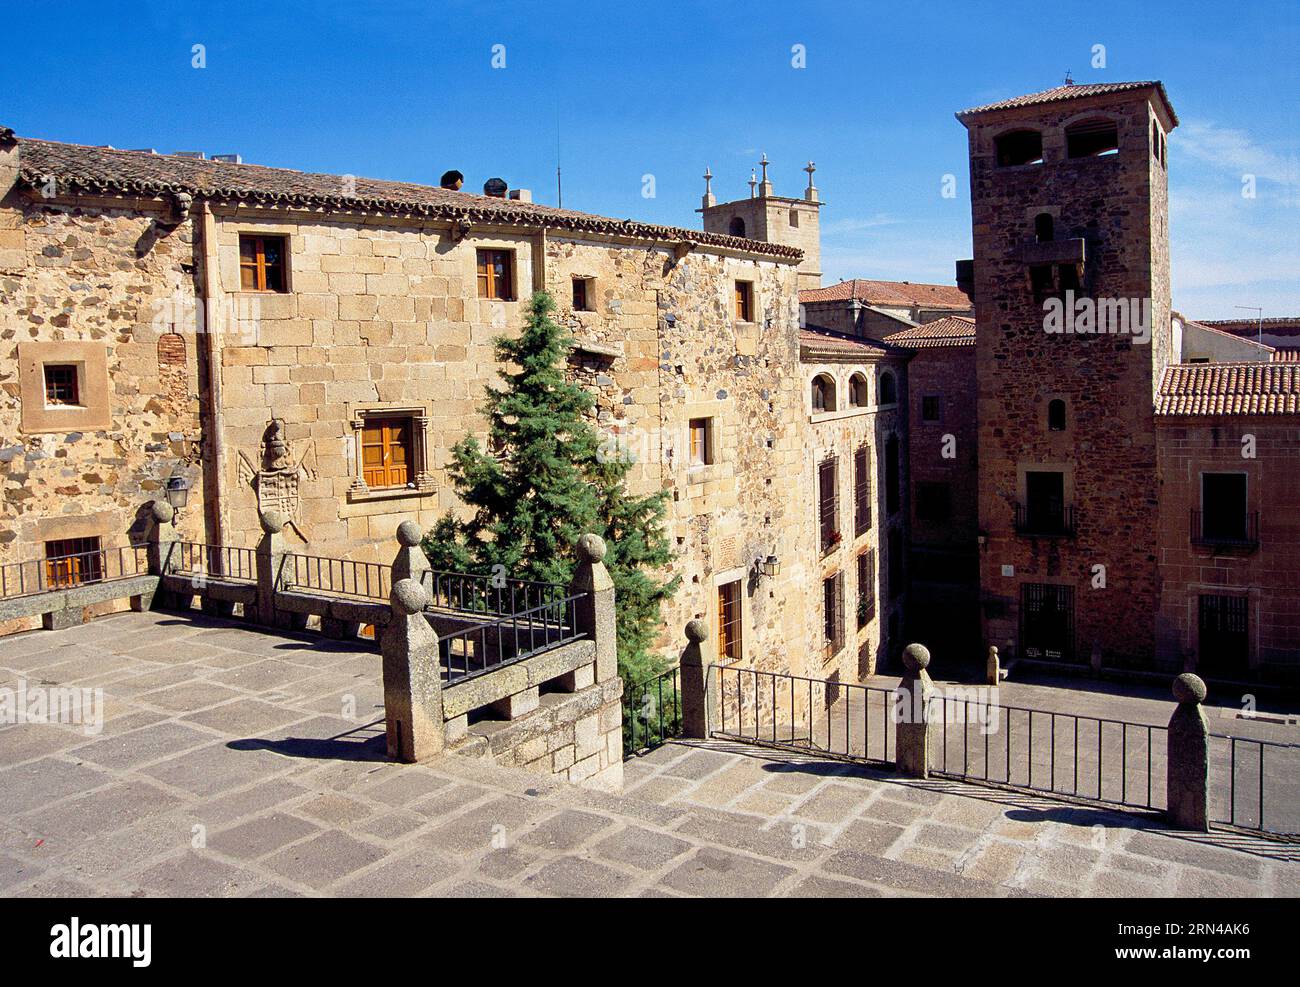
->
[[1191, 510, 1259, 550], [1014, 503, 1077, 539], [0, 545, 150, 601]]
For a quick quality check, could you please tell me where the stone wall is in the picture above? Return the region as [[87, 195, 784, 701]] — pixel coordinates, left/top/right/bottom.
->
[[0, 189, 206, 630]]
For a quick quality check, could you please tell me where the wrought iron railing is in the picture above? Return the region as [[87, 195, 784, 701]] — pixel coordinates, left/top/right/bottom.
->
[[712, 664, 895, 765], [1191, 510, 1260, 549], [928, 695, 1165, 812], [1014, 503, 1077, 538], [165, 542, 256, 583], [276, 553, 392, 601], [421, 569, 569, 618], [623, 666, 682, 757], [439, 593, 586, 685], [0, 545, 150, 601], [1210, 734, 1299, 835]]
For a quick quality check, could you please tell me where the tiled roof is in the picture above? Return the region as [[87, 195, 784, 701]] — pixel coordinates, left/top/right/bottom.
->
[[882, 315, 976, 348], [798, 328, 900, 359], [956, 81, 1178, 127], [8, 133, 802, 260], [1156, 363, 1300, 417], [1271, 349, 1300, 363], [799, 278, 971, 310], [1197, 318, 1300, 338]]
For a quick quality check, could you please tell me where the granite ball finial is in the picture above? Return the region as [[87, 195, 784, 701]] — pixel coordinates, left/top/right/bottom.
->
[[685, 618, 709, 643], [391, 578, 429, 616], [902, 643, 931, 672], [396, 520, 422, 547], [576, 533, 607, 564], [259, 510, 286, 535], [1172, 672, 1206, 705], [150, 499, 175, 524]]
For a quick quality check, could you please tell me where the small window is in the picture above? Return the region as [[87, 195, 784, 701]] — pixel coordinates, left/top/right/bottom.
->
[[728, 216, 746, 238], [856, 549, 876, 628], [688, 417, 712, 467], [1152, 120, 1161, 161], [848, 374, 867, 408], [1201, 473, 1248, 542], [819, 456, 840, 551], [879, 371, 897, 406], [1066, 118, 1119, 158], [1058, 264, 1080, 293], [361, 417, 414, 490], [1047, 398, 1067, 431], [995, 129, 1043, 167], [921, 395, 941, 422], [788, 209, 799, 228], [812, 374, 837, 413], [238, 234, 288, 292], [571, 277, 594, 312], [734, 281, 754, 322], [718, 579, 743, 662], [1029, 264, 1054, 298], [823, 571, 845, 653], [45, 536, 103, 588], [43, 364, 80, 406], [1034, 213, 1054, 243], [476, 249, 515, 300], [915, 482, 951, 524]]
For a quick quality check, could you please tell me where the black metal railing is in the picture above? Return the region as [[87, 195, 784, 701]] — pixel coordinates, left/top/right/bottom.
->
[[439, 593, 586, 685], [1211, 734, 1299, 835], [165, 542, 256, 582], [421, 569, 569, 618], [1014, 503, 1077, 538], [712, 664, 895, 765], [276, 553, 392, 601], [928, 695, 1165, 812], [0, 545, 150, 601], [623, 666, 682, 757], [1191, 510, 1260, 550]]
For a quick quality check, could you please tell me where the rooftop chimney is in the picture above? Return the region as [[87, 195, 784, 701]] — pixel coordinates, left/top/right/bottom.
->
[[440, 169, 464, 191], [483, 177, 508, 198], [508, 188, 532, 203]]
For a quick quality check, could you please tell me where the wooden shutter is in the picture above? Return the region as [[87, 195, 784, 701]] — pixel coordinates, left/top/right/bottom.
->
[[361, 417, 412, 489]]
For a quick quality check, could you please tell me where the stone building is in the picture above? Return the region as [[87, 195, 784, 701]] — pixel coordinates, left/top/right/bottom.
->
[[801, 278, 972, 340]]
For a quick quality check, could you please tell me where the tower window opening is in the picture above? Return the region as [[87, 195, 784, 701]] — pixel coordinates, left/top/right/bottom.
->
[[1066, 118, 1119, 158], [995, 130, 1043, 167]]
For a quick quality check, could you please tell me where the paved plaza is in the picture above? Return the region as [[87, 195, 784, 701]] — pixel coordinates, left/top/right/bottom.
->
[[1, 611, 1296, 897]]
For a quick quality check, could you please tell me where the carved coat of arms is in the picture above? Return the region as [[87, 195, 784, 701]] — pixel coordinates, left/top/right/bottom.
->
[[237, 418, 316, 540]]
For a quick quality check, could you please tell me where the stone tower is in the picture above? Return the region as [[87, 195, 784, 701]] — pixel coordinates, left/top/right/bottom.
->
[[958, 81, 1178, 669], [699, 155, 823, 290]]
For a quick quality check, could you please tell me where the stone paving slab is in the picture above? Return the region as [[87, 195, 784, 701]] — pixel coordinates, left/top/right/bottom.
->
[[1, 611, 1296, 898]]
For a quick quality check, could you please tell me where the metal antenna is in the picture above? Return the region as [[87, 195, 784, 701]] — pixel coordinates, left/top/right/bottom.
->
[[1234, 305, 1264, 344], [555, 100, 563, 208]]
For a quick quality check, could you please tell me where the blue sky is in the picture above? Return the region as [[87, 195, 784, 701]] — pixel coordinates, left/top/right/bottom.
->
[[2, 0, 1296, 318]]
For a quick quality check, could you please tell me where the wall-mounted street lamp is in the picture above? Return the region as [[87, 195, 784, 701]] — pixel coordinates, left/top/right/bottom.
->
[[165, 473, 191, 518], [753, 554, 781, 579]]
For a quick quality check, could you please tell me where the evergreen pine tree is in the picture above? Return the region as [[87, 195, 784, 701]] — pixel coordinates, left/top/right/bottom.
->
[[423, 290, 676, 684]]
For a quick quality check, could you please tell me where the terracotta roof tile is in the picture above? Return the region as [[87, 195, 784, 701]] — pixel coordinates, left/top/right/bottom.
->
[[1156, 363, 1300, 417], [882, 315, 975, 348], [956, 81, 1178, 127], [10, 133, 801, 260], [1197, 317, 1300, 339], [799, 278, 971, 310], [798, 328, 900, 358]]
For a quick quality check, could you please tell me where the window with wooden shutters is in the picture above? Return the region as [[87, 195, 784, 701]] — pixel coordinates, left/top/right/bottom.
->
[[717, 579, 743, 662], [819, 456, 839, 551], [361, 417, 413, 489], [857, 549, 875, 627], [854, 445, 871, 536], [688, 418, 712, 467], [476, 249, 515, 300], [571, 276, 592, 311], [823, 571, 844, 653], [238, 234, 287, 292], [734, 281, 753, 322], [45, 536, 103, 589]]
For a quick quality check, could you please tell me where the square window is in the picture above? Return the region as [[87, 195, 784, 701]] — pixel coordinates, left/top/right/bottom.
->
[[819, 456, 840, 551], [717, 579, 743, 662], [361, 416, 415, 490], [238, 234, 288, 292], [45, 536, 103, 588], [734, 281, 754, 323], [476, 249, 515, 300], [823, 571, 844, 652], [688, 417, 712, 467], [43, 364, 80, 406], [571, 277, 594, 312], [856, 549, 875, 628], [921, 395, 941, 422]]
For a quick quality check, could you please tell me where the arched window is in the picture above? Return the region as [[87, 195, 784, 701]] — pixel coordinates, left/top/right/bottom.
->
[[728, 216, 746, 237], [879, 371, 897, 406], [1066, 118, 1119, 158], [1047, 398, 1067, 431], [848, 373, 867, 408], [1034, 213, 1054, 243], [812, 374, 836, 413], [995, 129, 1043, 167]]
